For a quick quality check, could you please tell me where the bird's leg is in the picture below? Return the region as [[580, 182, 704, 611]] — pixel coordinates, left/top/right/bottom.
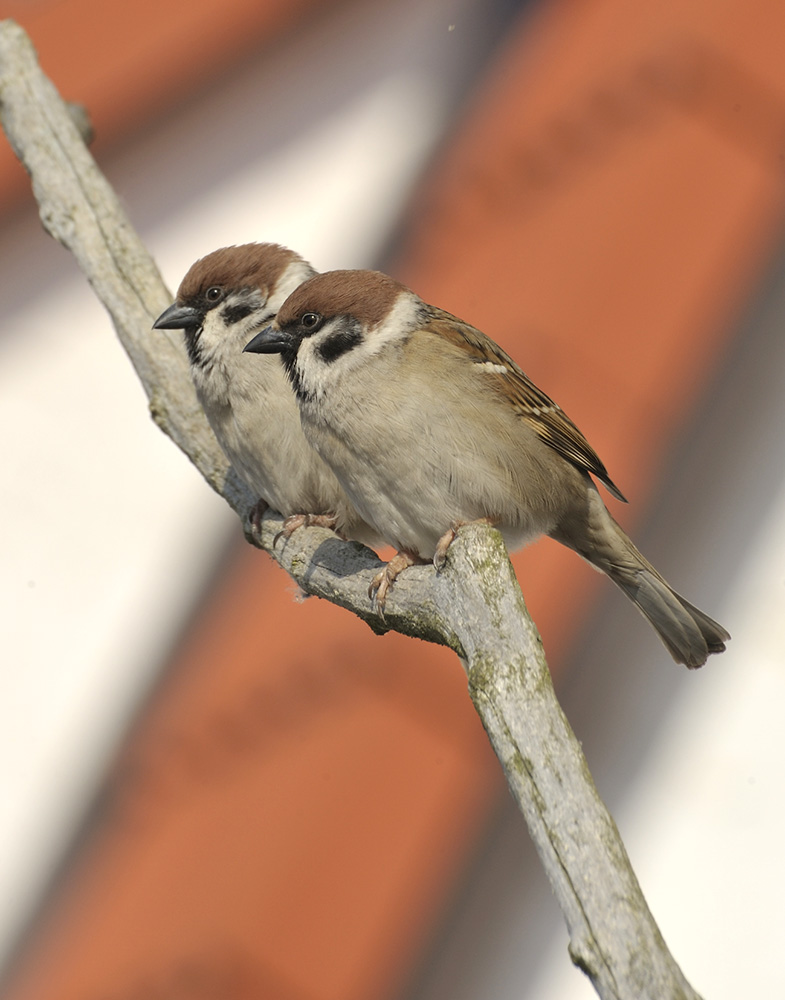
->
[[274, 512, 339, 547], [249, 498, 269, 540], [369, 550, 426, 615], [433, 517, 495, 570]]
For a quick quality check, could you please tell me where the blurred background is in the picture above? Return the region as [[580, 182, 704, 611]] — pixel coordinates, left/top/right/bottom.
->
[[1, 0, 784, 997]]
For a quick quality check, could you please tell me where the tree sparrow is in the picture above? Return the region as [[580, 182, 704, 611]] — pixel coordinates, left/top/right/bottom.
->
[[244, 269, 729, 668], [152, 244, 379, 546]]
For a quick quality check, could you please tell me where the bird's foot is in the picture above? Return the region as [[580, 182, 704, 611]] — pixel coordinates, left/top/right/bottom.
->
[[274, 511, 339, 547], [249, 498, 269, 540], [433, 518, 494, 570], [368, 550, 424, 616]]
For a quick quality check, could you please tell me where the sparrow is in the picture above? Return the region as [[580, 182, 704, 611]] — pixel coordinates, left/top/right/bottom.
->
[[244, 268, 730, 668], [152, 244, 379, 546]]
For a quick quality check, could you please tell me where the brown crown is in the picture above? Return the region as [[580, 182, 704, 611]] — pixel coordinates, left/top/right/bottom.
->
[[176, 243, 304, 303], [277, 270, 406, 328]]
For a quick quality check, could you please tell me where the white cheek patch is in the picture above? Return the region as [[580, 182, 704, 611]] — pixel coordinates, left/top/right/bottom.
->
[[196, 290, 271, 366], [369, 292, 423, 348], [294, 323, 370, 402], [225, 288, 265, 319], [199, 310, 227, 354], [292, 292, 424, 401], [295, 337, 330, 401]]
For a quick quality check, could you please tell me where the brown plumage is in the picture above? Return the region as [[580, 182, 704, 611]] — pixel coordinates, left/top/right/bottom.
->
[[177, 243, 301, 303], [153, 247, 380, 547], [427, 309, 627, 502], [245, 269, 730, 668]]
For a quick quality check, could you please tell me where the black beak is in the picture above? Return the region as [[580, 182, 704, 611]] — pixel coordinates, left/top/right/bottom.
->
[[153, 303, 201, 330], [244, 325, 291, 354]]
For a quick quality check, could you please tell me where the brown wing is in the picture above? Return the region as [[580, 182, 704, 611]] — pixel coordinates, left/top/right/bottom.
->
[[427, 308, 627, 502]]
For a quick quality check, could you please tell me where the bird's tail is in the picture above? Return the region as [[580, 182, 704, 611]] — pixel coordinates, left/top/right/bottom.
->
[[553, 490, 730, 669], [606, 551, 730, 668]]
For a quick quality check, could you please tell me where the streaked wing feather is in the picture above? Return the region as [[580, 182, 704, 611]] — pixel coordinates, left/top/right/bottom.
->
[[428, 310, 627, 502]]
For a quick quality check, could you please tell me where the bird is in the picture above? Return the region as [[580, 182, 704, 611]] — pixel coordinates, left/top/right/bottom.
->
[[243, 268, 730, 668], [152, 244, 380, 546]]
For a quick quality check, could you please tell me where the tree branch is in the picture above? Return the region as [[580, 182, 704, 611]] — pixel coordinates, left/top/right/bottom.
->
[[0, 19, 703, 1000]]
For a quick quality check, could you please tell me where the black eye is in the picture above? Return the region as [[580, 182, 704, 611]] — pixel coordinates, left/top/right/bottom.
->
[[301, 312, 322, 330], [205, 286, 223, 303]]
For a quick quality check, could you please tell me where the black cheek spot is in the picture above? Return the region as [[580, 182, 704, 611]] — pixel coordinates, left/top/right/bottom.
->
[[317, 328, 363, 363], [221, 302, 255, 326]]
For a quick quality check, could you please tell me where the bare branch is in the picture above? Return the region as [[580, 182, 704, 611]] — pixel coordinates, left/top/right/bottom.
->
[[0, 20, 703, 1000]]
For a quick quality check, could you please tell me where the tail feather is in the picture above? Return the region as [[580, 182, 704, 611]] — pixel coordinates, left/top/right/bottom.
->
[[552, 485, 730, 669], [671, 594, 730, 657], [611, 568, 729, 669]]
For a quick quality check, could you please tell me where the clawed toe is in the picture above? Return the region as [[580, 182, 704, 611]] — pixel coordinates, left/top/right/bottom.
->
[[249, 499, 269, 539], [433, 518, 495, 570], [274, 513, 306, 547], [274, 512, 339, 547], [368, 551, 422, 616], [433, 526, 458, 570], [368, 568, 391, 612]]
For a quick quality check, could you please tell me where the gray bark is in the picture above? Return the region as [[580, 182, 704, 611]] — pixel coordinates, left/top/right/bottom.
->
[[0, 19, 703, 1000]]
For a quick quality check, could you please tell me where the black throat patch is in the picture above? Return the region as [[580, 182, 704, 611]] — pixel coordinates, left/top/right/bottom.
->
[[279, 350, 310, 403], [183, 327, 211, 370]]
